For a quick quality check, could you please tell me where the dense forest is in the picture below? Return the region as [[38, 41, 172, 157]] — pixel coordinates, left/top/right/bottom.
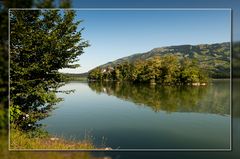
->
[[88, 55, 209, 85], [94, 42, 230, 79]]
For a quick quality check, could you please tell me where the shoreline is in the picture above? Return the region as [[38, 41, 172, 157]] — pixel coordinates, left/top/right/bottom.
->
[[212, 78, 231, 80], [9, 128, 106, 150]]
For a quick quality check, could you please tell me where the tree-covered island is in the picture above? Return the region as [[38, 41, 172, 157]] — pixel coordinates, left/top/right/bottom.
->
[[88, 55, 209, 85]]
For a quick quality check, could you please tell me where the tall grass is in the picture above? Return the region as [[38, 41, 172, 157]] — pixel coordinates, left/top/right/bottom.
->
[[10, 129, 95, 150], [1, 131, 111, 159]]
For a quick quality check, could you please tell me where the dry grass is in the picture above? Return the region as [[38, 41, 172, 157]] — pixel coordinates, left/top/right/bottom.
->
[[10, 129, 95, 150], [1, 130, 111, 159]]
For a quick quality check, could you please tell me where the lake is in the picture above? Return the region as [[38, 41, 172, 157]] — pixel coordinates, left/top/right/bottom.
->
[[41, 80, 231, 149]]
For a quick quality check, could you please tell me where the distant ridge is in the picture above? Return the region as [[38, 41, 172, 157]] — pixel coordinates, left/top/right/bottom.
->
[[93, 42, 230, 78]]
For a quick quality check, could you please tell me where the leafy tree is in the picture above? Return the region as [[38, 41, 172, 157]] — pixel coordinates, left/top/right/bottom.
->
[[142, 56, 162, 83], [112, 67, 121, 81], [160, 55, 180, 84], [121, 62, 131, 80], [88, 67, 102, 80], [180, 58, 195, 83], [180, 57, 209, 83], [0, 0, 72, 130], [130, 60, 144, 81], [10, 9, 89, 130], [0, 0, 35, 130]]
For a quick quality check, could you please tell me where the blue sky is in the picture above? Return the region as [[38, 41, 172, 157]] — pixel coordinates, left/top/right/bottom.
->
[[60, 9, 231, 73]]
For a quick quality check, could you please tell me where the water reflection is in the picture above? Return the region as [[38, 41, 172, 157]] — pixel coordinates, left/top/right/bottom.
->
[[88, 81, 230, 115]]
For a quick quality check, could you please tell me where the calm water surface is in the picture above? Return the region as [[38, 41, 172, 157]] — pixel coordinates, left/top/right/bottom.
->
[[41, 80, 230, 149]]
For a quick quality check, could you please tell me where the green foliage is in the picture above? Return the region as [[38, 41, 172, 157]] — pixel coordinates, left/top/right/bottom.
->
[[0, 1, 29, 129], [10, 9, 89, 130], [0, 0, 73, 130], [88, 55, 209, 85], [10, 105, 22, 123], [88, 67, 102, 80]]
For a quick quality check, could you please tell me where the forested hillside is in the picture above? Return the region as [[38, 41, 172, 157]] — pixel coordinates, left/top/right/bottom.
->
[[96, 42, 230, 78]]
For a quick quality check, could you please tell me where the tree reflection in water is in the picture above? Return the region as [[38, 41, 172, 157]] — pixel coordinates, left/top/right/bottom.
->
[[88, 81, 230, 115]]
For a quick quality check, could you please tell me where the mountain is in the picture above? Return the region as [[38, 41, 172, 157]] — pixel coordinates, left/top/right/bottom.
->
[[95, 42, 230, 78]]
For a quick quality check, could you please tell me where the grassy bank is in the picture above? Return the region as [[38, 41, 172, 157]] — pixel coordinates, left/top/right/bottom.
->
[[1, 132, 109, 159], [10, 129, 95, 150]]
